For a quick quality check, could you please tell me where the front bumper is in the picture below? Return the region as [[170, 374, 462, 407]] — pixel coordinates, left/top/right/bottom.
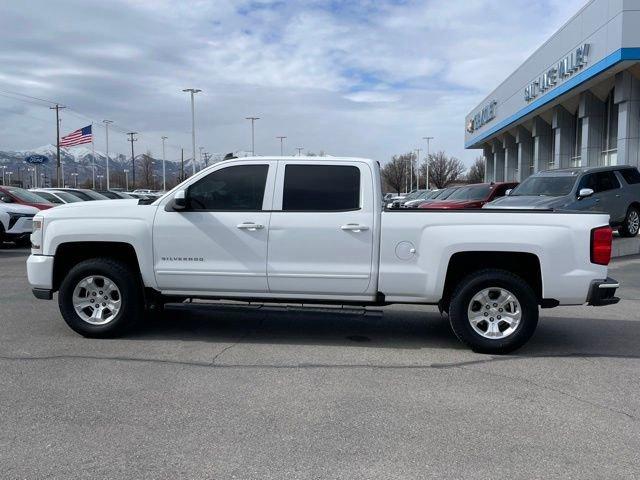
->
[[586, 277, 620, 306], [27, 254, 54, 294]]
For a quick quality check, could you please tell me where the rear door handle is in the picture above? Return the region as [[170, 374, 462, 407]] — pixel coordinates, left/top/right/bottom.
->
[[237, 222, 264, 231], [341, 223, 369, 232]]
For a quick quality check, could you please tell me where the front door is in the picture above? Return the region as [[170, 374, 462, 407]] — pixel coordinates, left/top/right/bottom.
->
[[153, 161, 275, 293], [267, 161, 376, 296]]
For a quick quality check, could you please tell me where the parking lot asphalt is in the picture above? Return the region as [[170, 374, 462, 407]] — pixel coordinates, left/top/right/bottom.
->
[[1, 246, 639, 479]]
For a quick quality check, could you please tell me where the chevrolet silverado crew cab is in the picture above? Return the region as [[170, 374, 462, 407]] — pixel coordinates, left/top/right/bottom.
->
[[27, 157, 620, 354]]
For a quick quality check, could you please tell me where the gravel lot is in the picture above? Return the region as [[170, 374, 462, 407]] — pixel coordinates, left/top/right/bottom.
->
[[1, 247, 639, 479]]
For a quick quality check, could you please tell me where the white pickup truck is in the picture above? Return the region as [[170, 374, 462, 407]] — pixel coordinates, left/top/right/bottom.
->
[[27, 157, 619, 353]]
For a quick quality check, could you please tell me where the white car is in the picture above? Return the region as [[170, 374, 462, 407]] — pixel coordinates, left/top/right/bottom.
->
[[27, 156, 619, 354], [30, 189, 84, 205], [0, 203, 38, 247]]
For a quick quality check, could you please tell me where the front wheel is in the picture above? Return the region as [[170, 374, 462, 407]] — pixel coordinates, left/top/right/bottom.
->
[[448, 269, 539, 354], [618, 206, 639, 237], [58, 258, 143, 338]]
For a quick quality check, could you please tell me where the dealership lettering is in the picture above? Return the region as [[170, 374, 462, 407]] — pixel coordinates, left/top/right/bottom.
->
[[524, 44, 590, 102], [466, 100, 497, 133]]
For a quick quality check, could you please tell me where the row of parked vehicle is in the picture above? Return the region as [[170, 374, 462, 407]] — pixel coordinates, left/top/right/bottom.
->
[[0, 185, 165, 246], [385, 165, 640, 237]]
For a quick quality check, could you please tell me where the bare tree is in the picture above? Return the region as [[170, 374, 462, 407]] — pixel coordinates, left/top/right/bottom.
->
[[466, 156, 486, 184], [420, 151, 466, 189], [381, 153, 415, 194], [140, 151, 154, 189]]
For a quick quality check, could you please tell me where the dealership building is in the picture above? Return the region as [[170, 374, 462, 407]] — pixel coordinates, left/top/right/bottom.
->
[[465, 0, 640, 182]]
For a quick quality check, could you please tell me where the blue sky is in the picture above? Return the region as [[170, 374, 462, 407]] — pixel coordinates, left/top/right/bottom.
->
[[0, 0, 586, 165]]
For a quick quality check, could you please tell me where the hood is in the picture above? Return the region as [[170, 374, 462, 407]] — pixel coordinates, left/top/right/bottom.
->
[[39, 199, 142, 218], [421, 200, 484, 209], [484, 195, 568, 209], [0, 203, 39, 215], [28, 202, 54, 210]]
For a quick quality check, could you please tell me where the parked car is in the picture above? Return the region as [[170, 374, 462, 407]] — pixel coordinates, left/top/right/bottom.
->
[[30, 189, 84, 204], [421, 182, 518, 210], [0, 186, 53, 210], [0, 202, 38, 246], [415, 186, 460, 207], [44, 188, 110, 201], [28, 156, 618, 354], [388, 190, 426, 209], [97, 190, 135, 200], [485, 166, 640, 237], [402, 189, 440, 208]]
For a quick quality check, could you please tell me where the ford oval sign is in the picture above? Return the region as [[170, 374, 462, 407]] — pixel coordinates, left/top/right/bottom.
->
[[25, 154, 49, 165]]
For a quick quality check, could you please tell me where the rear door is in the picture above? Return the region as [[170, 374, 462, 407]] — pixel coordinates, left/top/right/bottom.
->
[[267, 161, 376, 296]]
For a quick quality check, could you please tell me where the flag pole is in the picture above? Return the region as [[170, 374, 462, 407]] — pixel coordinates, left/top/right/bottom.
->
[[91, 123, 96, 189]]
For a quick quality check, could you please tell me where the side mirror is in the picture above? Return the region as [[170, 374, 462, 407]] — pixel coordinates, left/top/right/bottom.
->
[[172, 190, 187, 211], [578, 188, 594, 199], [505, 189, 512, 196]]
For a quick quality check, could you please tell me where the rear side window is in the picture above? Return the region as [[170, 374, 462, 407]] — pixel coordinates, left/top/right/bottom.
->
[[619, 168, 640, 185], [188, 164, 269, 211], [283, 165, 360, 211]]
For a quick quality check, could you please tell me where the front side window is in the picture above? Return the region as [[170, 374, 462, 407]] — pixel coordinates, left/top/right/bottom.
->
[[283, 165, 360, 211], [595, 171, 620, 192], [188, 164, 269, 211]]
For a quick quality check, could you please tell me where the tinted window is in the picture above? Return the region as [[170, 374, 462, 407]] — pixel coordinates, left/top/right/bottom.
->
[[283, 165, 360, 211], [595, 171, 620, 192], [511, 176, 576, 196], [619, 168, 640, 185], [448, 185, 492, 201], [188, 164, 268, 211], [6, 187, 53, 204], [32, 191, 62, 204], [436, 187, 459, 199]]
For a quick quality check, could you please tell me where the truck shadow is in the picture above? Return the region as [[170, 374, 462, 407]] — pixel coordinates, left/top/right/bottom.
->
[[125, 302, 640, 358]]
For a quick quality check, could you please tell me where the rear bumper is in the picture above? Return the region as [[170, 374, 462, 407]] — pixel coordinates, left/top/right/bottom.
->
[[586, 277, 620, 306]]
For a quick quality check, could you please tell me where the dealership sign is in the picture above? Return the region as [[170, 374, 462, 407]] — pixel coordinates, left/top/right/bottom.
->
[[24, 154, 49, 165], [466, 100, 497, 133], [524, 43, 590, 102]]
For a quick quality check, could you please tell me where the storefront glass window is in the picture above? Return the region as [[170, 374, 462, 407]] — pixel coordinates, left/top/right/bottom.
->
[[602, 91, 618, 166]]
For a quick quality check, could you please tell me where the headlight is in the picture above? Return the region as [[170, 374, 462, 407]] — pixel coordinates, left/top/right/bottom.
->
[[31, 216, 44, 254]]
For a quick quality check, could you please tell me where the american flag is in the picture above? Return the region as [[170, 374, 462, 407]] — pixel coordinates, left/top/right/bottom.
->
[[60, 125, 92, 147]]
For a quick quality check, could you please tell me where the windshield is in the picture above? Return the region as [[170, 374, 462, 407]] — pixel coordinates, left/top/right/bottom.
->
[[447, 184, 492, 201], [403, 190, 424, 201], [56, 191, 83, 202], [511, 175, 576, 196], [434, 187, 458, 200], [6, 187, 53, 204]]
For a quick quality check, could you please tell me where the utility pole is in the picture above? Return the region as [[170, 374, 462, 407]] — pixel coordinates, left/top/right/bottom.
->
[[423, 136, 434, 189], [246, 117, 260, 156], [296, 147, 304, 156], [161, 136, 168, 191], [1, 166, 5, 185], [414, 148, 421, 190], [103, 120, 113, 190], [276, 136, 286, 156], [180, 148, 184, 182], [199, 146, 204, 170], [203, 152, 212, 167], [123, 169, 129, 191], [127, 132, 137, 189], [49, 104, 65, 187], [183, 88, 201, 176], [90, 123, 96, 189]]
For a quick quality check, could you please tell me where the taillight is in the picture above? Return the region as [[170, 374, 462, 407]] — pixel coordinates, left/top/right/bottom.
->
[[591, 226, 613, 265]]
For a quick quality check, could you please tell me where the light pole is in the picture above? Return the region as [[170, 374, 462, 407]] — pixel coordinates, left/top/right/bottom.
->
[[1, 165, 6, 185], [97, 174, 104, 190], [199, 146, 204, 170], [60, 161, 65, 188], [423, 136, 434, 189], [103, 120, 113, 190], [123, 169, 129, 191], [6, 171, 12, 185], [161, 136, 167, 191], [183, 88, 201, 175], [245, 117, 260, 156], [414, 148, 421, 190], [296, 147, 304, 156], [127, 132, 137, 188], [71, 172, 79, 188], [276, 136, 286, 156]]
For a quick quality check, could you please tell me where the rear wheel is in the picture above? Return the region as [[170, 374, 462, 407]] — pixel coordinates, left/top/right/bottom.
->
[[618, 206, 639, 237], [58, 258, 143, 338], [448, 269, 538, 354]]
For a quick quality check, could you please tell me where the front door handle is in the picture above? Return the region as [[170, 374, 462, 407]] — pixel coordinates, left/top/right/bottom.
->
[[341, 223, 369, 232], [237, 222, 264, 231]]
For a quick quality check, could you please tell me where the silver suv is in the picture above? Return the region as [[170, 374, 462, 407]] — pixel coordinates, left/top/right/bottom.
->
[[485, 165, 640, 237]]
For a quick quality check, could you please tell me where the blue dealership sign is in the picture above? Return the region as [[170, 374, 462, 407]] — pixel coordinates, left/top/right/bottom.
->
[[25, 154, 50, 165]]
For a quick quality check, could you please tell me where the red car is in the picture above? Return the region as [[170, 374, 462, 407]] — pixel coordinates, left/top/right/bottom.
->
[[0, 186, 54, 210], [419, 182, 518, 210]]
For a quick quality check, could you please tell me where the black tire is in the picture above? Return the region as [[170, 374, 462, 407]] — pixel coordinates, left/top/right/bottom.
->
[[618, 205, 639, 238], [58, 258, 144, 338], [448, 269, 539, 354]]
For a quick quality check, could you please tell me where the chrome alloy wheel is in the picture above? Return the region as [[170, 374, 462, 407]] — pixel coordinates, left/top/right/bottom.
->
[[628, 209, 639, 235], [72, 275, 122, 325], [467, 287, 522, 339]]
